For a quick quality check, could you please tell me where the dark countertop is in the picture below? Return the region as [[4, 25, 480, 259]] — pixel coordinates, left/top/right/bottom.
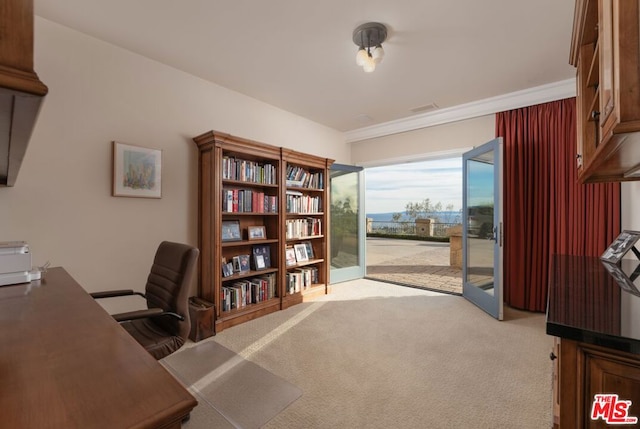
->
[[546, 254, 640, 354]]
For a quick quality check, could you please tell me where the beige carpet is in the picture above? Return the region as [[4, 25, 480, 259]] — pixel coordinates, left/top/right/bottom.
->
[[175, 278, 553, 428]]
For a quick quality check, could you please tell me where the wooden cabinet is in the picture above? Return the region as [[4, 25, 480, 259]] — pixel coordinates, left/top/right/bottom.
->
[[554, 338, 640, 427], [571, 0, 640, 183], [193, 130, 333, 332], [0, 0, 48, 186]]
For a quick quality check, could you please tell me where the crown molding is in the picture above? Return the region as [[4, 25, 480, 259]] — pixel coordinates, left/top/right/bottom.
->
[[344, 78, 576, 143]]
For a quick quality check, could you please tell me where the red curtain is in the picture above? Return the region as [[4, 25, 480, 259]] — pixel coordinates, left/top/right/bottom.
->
[[496, 97, 621, 312]]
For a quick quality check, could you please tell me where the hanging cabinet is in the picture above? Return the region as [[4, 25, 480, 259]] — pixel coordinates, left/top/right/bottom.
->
[[571, 0, 640, 182]]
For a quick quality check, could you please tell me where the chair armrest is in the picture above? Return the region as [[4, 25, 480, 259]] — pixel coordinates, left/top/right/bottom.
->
[[113, 308, 164, 322], [90, 290, 146, 299], [112, 308, 186, 323]]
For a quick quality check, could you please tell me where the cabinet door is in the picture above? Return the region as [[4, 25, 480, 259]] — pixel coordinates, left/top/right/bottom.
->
[[586, 352, 640, 427], [598, 0, 614, 129]]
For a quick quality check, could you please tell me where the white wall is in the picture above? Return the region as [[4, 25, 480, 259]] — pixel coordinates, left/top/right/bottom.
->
[[349, 116, 495, 166], [0, 18, 347, 302]]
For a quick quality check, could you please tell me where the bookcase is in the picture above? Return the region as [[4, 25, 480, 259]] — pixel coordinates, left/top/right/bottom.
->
[[193, 130, 333, 332], [281, 148, 331, 309]]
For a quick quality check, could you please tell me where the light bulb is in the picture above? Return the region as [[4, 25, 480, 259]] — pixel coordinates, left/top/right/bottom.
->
[[355, 48, 368, 66], [372, 45, 384, 63], [363, 55, 376, 73]]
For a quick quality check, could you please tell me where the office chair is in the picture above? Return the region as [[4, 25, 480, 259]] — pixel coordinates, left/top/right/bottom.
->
[[91, 241, 199, 360]]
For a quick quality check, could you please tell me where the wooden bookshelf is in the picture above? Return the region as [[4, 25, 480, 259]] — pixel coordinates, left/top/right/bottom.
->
[[193, 130, 333, 332]]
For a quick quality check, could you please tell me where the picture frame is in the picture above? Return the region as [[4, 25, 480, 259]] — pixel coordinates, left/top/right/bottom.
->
[[222, 220, 242, 242], [112, 141, 162, 198], [294, 243, 309, 262], [252, 244, 271, 269], [285, 247, 297, 266], [238, 254, 250, 272], [248, 225, 266, 241], [222, 259, 233, 277], [600, 230, 640, 263], [303, 241, 314, 259]]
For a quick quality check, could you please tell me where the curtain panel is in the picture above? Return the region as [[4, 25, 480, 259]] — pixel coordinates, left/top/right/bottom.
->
[[496, 97, 620, 312]]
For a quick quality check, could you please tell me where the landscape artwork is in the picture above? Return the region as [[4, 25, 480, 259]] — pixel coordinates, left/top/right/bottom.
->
[[112, 141, 162, 198]]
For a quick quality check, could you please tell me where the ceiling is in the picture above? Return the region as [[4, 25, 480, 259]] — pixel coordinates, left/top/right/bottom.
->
[[34, 0, 577, 135]]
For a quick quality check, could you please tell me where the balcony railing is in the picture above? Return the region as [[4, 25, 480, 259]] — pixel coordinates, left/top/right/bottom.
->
[[368, 220, 459, 238]]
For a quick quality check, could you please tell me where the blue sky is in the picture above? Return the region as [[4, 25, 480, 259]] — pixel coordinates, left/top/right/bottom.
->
[[365, 158, 462, 214]]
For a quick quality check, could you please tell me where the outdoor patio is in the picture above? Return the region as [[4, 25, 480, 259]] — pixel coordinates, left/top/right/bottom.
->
[[366, 237, 462, 295]]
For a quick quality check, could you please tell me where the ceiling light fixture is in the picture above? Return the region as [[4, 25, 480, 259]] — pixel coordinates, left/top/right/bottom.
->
[[352, 22, 387, 73]]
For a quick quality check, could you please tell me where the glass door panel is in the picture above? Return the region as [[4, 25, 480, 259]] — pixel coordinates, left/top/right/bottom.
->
[[330, 164, 365, 283], [462, 138, 503, 320]]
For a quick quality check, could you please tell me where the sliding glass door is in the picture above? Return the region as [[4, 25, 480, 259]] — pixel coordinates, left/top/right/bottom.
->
[[330, 164, 365, 283]]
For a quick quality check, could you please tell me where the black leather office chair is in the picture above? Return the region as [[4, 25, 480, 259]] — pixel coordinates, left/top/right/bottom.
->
[[92, 241, 199, 360]]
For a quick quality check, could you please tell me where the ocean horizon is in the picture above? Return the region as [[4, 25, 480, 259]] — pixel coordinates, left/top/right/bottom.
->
[[367, 211, 462, 223]]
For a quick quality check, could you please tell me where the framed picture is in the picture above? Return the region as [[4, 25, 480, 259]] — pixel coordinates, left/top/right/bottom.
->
[[303, 241, 314, 259], [222, 220, 242, 242], [294, 243, 309, 262], [112, 141, 162, 198], [222, 259, 234, 277], [248, 226, 266, 241], [285, 247, 297, 266], [601, 230, 640, 263], [252, 244, 271, 269], [238, 254, 250, 272], [232, 255, 250, 272]]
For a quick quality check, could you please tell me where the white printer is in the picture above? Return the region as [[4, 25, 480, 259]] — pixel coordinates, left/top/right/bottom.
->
[[0, 241, 33, 286]]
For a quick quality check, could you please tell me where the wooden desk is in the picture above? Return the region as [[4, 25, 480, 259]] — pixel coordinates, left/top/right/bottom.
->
[[0, 267, 197, 428]]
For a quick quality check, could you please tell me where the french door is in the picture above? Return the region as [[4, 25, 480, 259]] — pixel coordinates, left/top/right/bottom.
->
[[329, 164, 365, 283], [462, 138, 504, 320]]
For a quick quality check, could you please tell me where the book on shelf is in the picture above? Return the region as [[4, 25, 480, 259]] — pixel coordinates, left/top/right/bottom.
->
[[285, 165, 324, 189], [221, 272, 277, 312], [286, 218, 322, 239], [222, 156, 277, 185], [286, 266, 318, 294], [286, 194, 321, 213], [222, 189, 277, 213]]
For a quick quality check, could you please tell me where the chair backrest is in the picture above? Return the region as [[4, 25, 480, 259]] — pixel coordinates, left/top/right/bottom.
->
[[144, 241, 199, 341]]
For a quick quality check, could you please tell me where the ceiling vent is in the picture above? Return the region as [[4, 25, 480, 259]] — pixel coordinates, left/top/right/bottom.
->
[[410, 103, 439, 114]]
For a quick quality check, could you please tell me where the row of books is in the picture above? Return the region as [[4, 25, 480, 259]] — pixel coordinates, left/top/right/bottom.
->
[[286, 218, 322, 239], [286, 267, 319, 294], [223, 188, 278, 213], [286, 165, 324, 189], [222, 156, 277, 184], [285, 192, 322, 214], [221, 273, 277, 312]]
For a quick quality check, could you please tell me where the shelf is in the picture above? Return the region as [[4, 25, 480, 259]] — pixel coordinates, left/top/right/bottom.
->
[[286, 235, 324, 242], [286, 212, 324, 216], [221, 267, 278, 281], [223, 179, 279, 189], [585, 42, 599, 88], [286, 186, 324, 192], [222, 211, 279, 216], [219, 297, 280, 318], [285, 258, 324, 269]]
